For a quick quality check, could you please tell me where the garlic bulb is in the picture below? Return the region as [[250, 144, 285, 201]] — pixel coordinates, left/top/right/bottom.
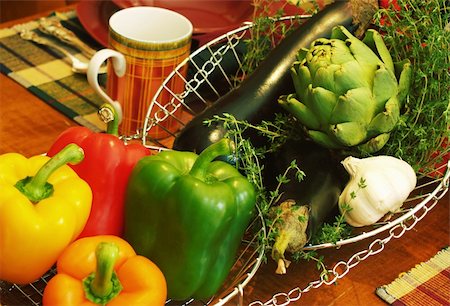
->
[[338, 155, 417, 227]]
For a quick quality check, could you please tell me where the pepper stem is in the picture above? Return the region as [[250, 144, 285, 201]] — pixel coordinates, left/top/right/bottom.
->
[[83, 242, 123, 305], [14, 144, 84, 203], [98, 103, 119, 136], [189, 138, 235, 180]]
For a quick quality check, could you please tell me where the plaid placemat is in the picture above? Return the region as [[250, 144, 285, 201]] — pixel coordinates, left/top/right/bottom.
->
[[0, 10, 106, 132], [376, 247, 450, 305]]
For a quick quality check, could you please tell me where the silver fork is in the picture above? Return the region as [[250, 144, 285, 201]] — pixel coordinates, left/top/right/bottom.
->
[[19, 30, 106, 74], [38, 17, 97, 58]]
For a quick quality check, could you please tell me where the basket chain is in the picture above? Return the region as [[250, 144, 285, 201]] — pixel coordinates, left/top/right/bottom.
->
[[181, 34, 243, 101], [248, 176, 449, 306]]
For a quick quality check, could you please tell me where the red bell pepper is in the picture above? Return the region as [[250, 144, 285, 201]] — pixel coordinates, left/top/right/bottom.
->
[[47, 104, 151, 238]]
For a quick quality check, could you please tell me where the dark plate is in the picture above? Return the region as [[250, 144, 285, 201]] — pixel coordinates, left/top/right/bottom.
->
[[76, 0, 256, 47], [76, 0, 120, 47], [112, 0, 254, 34]]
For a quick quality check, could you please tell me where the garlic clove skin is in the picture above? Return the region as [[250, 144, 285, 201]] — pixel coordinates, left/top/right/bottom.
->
[[338, 155, 417, 227]]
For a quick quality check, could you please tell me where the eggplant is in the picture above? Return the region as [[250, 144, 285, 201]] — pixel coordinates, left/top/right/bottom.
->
[[262, 138, 349, 273], [173, 1, 356, 153], [263, 138, 348, 238]]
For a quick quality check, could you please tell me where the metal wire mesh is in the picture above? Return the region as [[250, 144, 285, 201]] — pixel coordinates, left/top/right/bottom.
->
[[141, 15, 450, 251], [139, 18, 449, 304]]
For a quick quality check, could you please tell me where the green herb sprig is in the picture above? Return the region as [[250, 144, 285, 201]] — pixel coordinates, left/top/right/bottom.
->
[[204, 113, 352, 275], [204, 113, 301, 215], [204, 114, 306, 259], [374, 0, 449, 177], [292, 250, 329, 280], [241, 0, 311, 76], [310, 178, 368, 245]]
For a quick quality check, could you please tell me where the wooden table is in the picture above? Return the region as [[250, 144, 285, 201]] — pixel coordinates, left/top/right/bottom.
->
[[1, 5, 449, 306]]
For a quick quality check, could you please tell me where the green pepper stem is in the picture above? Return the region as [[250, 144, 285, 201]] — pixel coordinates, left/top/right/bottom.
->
[[15, 144, 84, 203], [99, 103, 119, 136], [189, 138, 235, 180], [91, 242, 118, 297], [83, 242, 123, 305]]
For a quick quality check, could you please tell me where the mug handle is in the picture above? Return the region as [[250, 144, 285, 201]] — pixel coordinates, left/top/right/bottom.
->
[[87, 49, 126, 124]]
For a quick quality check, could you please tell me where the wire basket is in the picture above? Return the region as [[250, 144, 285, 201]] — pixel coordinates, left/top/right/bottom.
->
[[139, 16, 450, 305], [140, 14, 450, 249], [1, 16, 449, 306]]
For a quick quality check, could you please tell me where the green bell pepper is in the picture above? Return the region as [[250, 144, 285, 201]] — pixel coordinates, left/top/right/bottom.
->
[[124, 138, 256, 301]]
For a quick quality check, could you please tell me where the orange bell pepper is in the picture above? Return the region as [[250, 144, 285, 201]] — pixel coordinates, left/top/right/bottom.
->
[[42, 235, 167, 306]]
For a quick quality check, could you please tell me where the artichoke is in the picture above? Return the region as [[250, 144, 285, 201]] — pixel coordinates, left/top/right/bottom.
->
[[279, 26, 412, 154]]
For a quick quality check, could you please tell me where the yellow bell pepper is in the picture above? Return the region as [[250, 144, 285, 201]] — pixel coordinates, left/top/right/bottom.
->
[[0, 144, 92, 285]]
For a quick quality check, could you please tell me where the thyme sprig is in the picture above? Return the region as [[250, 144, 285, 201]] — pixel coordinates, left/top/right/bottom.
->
[[374, 0, 449, 176], [293, 250, 329, 280], [204, 113, 352, 275], [204, 113, 301, 215], [311, 178, 368, 245], [242, 0, 310, 76], [204, 113, 305, 259]]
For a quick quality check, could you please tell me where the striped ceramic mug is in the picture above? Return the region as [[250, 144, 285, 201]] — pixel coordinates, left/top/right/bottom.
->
[[87, 6, 193, 138]]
